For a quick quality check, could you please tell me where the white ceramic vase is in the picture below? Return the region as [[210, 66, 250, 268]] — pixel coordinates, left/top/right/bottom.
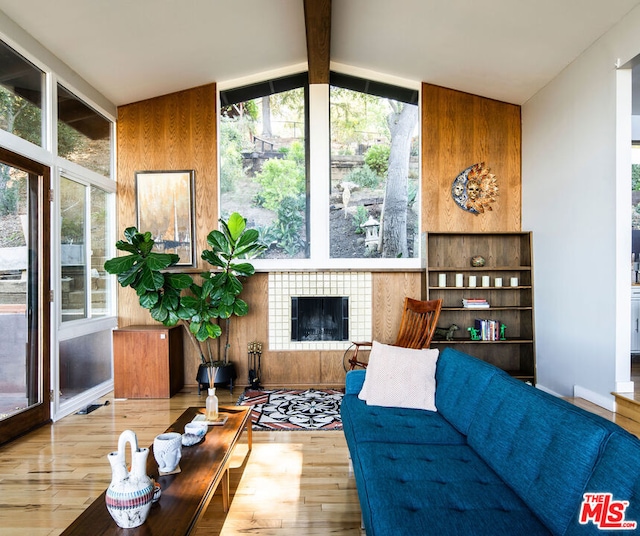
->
[[105, 430, 154, 529]]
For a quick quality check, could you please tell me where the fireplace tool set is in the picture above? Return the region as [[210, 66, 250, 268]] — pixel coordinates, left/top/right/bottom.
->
[[247, 341, 262, 389]]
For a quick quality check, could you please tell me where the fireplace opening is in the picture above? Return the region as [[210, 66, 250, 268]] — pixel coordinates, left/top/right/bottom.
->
[[291, 297, 349, 342]]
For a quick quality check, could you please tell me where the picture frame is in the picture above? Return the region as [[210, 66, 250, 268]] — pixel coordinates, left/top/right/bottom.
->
[[135, 170, 196, 267]]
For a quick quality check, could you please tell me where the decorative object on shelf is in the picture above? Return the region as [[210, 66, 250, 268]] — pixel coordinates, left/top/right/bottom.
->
[[451, 162, 499, 215], [154, 432, 182, 475], [495, 277, 503, 287], [438, 273, 447, 287], [482, 275, 491, 287], [205, 387, 219, 421], [434, 324, 459, 341], [105, 430, 154, 529], [500, 324, 507, 340], [468, 275, 477, 287], [470, 255, 486, 267], [467, 327, 481, 341], [135, 170, 196, 267], [455, 273, 464, 287], [510, 277, 519, 287], [104, 212, 266, 385], [462, 298, 490, 309]]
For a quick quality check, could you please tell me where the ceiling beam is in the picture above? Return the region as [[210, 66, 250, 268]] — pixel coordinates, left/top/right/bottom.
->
[[304, 0, 331, 84]]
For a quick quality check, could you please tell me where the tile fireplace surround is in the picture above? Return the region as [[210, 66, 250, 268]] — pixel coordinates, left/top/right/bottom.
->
[[268, 271, 372, 351]]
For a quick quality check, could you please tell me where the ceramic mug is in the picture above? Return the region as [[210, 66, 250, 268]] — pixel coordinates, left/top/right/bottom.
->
[[153, 432, 182, 473]]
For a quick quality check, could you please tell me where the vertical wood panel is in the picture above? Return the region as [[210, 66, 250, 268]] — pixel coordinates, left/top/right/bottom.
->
[[116, 85, 218, 383], [422, 83, 521, 232]]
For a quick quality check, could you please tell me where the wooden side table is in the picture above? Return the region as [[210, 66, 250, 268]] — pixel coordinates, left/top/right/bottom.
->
[[113, 325, 184, 398]]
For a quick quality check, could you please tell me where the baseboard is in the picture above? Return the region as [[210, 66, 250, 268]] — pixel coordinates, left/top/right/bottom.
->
[[573, 385, 615, 412]]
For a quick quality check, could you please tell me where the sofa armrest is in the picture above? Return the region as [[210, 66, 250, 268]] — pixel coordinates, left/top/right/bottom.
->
[[345, 370, 366, 395]]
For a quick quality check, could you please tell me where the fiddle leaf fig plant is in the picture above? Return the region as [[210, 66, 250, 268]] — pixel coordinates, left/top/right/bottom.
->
[[104, 212, 265, 366]]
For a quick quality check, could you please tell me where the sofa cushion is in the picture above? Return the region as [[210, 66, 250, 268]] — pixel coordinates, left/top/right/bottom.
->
[[352, 441, 551, 536], [358, 341, 438, 411], [467, 373, 613, 536], [434, 347, 505, 435], [564, 432, 640, 535], [341, 393, 466, 446]]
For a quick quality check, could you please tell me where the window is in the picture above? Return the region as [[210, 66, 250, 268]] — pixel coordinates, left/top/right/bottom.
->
[[219, 71, 420, 268], [57, 84, 111, 177], [0, 41, 44, 147], [330, 73, 420, 259], [60, 176, 112, 322], [219, 74, 309, 259]]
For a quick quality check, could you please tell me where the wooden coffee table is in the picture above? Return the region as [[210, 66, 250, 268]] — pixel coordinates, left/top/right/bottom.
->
[[61, 406, 252, 535]]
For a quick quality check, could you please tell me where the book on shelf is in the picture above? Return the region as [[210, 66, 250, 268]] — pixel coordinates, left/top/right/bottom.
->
[[462, 298, 490, 308], [474, 318, 501, 341]]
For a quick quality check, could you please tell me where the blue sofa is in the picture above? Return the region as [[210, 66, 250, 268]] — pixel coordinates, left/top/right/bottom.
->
[[341, 347, 640, 535]]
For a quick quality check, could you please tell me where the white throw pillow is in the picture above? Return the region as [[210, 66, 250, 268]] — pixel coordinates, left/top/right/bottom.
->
[[358, 341, 439, 411]]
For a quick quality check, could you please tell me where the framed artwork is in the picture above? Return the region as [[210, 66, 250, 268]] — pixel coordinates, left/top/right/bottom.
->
[[135, 170, 196, 267]]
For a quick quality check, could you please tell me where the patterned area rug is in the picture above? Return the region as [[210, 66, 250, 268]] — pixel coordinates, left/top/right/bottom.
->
[[237, 388, 344, 431]]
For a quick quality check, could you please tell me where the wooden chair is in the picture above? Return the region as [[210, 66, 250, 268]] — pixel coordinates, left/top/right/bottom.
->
[[343, 297, 443, 371]]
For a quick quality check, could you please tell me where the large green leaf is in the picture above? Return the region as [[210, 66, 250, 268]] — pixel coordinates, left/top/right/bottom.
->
[[104, 254, 137, 274], [201, 249, 226, 268], [139, 291, 159, 309], [123, 227, 139, 243], [165, 273, 193, 289], [150, 303, 169, 322], [226, 274, 243, 295], [161, 290, 179, 311], [229, 262, 255, 277], [140, 265, 164, 291], [118, 262, 143, 287], [206, 322, 222, 339], [206, 229, 230, 254], [146, 252, 177, 271], [234, 299, 249, 316], [114, 241, 140, 254], [226, 212, 246, 242]]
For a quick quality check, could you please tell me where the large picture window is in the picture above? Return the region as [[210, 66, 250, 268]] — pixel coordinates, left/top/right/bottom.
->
[[219, 74, 309, 259], [329, 74, 419, 259]]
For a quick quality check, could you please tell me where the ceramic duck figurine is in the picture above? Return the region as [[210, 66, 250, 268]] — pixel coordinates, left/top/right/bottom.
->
[[105, 429, 154, 528]]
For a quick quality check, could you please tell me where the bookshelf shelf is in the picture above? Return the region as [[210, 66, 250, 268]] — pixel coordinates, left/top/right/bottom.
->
[[426, 232, 535, 383]]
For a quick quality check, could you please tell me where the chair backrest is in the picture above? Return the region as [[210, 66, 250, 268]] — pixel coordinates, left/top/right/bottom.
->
[[393, 297, 442, 349]]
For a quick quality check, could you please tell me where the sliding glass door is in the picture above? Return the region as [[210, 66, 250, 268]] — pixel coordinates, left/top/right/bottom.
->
[[0, 148, 50, 445]]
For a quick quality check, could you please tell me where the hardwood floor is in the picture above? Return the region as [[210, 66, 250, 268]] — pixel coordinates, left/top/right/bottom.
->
[[1, 381, 638, 536], [0, 386, 362, 536]]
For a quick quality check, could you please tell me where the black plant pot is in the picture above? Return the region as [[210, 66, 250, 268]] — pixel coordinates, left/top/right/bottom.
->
[[196, 363, 237, 395]]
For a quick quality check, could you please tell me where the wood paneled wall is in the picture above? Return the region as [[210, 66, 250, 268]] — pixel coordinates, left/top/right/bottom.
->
[[114, 81, 521, 388], [422, 83, 521, 232], [116, 84, 218, 384]]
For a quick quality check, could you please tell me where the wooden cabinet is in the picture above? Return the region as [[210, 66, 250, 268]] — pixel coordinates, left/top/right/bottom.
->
[[113, 325, 184, 398], [426, 232, 535, 383]]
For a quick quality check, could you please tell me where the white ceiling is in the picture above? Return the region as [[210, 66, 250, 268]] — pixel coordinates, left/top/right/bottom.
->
[[0, 0, 639, 107]]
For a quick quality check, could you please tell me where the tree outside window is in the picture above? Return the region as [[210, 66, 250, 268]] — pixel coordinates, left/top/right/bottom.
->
[[330, 77, 419, 259]]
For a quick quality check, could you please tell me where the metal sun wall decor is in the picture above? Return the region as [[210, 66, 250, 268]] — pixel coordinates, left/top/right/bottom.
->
[[451, 162, 499, 215]]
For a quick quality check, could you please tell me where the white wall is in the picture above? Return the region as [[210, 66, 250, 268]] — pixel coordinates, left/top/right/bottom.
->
[[522, 6, 640, 409]]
